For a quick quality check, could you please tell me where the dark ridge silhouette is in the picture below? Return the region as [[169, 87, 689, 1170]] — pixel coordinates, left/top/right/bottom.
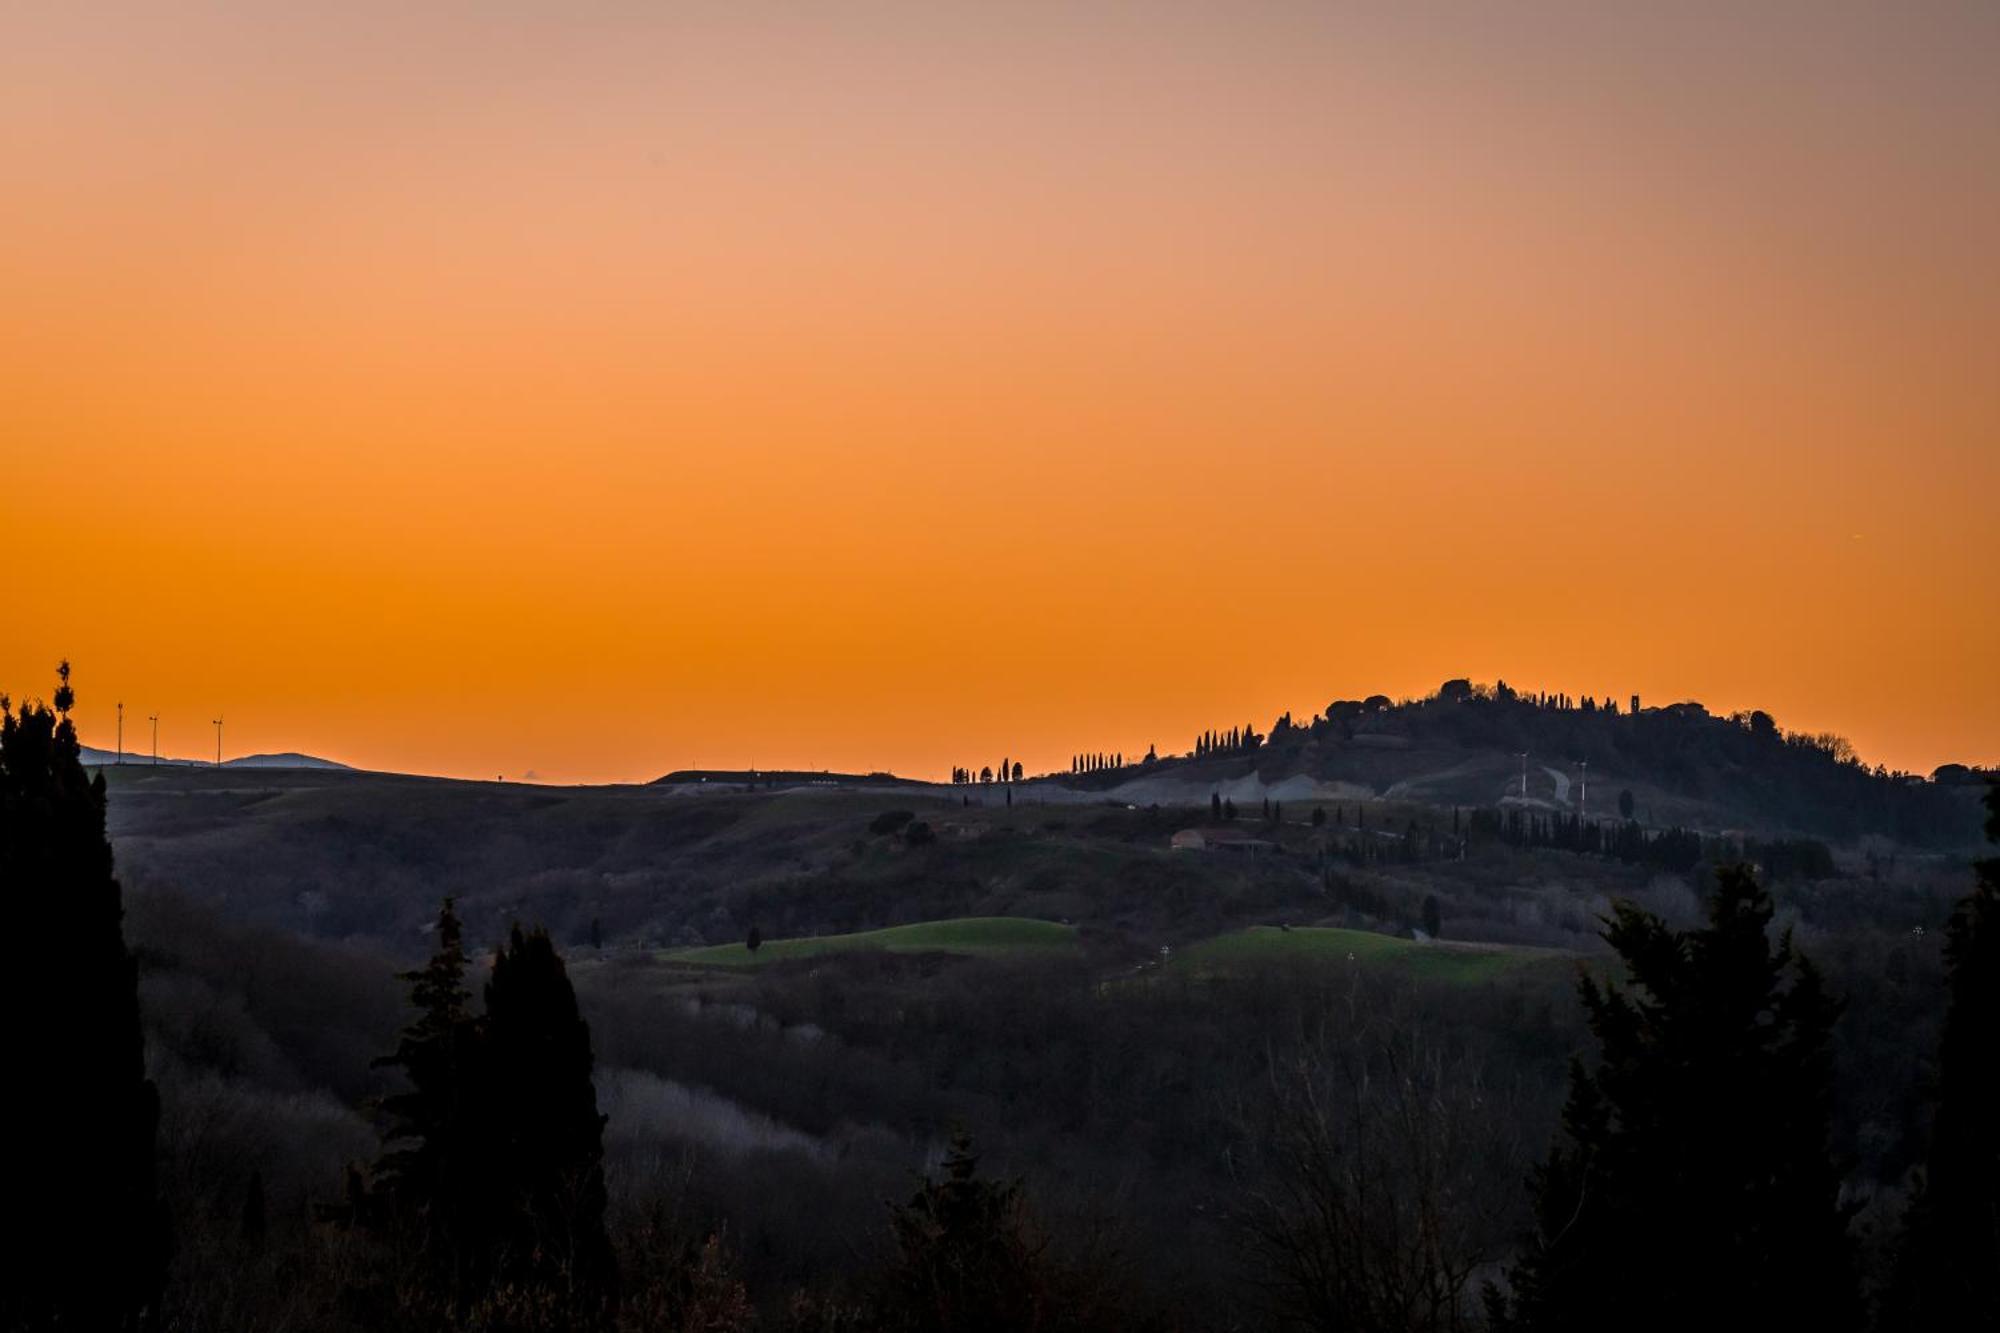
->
[[1052, 677, 1985, 846], [79, 745, 352, 771], [653, 767, 921, 788]]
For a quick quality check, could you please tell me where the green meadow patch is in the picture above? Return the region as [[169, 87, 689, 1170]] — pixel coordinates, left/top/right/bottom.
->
[[1170, 925, 1558, 985], [662, 916, 1080, 968]]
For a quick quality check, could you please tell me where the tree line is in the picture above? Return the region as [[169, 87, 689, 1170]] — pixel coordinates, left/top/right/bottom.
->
[[950, 760, 1023, 785], [1193, 725, 1263, 759], [1465, 806, 1837, 879]]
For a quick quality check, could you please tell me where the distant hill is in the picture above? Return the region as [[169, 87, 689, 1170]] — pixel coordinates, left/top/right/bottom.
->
[[80, 746, 351, 772], [224, 752, 354, 771], [653, 768, 921, 789], [1039, 681, 1990, 848]]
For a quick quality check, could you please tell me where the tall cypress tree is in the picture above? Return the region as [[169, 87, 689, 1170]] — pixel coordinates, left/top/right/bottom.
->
[[1885, 782, 2000, 1329], [1494, 866, 1857, 1332], [0, 665, 168, 1331], [482, 925, 616, 1325], [372, 898, 491, 1310], [372, 912, 615, 1324]]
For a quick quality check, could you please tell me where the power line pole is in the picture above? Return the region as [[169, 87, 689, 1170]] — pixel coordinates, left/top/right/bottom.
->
[[148, 714, 159, 765], [1516, 751, 1530, 800], [213, 716, 223, 768], [116, 701, 124, 764], [1579, 760, 1589, 817]]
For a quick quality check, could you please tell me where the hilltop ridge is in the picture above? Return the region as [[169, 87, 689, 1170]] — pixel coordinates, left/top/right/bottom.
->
[[1020, 680, 1989, 847]]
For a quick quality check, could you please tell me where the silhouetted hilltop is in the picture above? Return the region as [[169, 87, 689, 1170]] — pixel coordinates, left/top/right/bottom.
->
[[653, 768, 921, 789], [1046, 680, 1988, 847]]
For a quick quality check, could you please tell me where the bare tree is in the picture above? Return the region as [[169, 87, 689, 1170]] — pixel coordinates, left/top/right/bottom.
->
[[1226, 998, 1530, 1332]]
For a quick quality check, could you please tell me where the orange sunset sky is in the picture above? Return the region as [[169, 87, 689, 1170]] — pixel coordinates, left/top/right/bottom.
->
[[4, 3, 1996, 783]]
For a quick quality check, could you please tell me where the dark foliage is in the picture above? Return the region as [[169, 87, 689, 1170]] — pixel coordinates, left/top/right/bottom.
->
[[368, 898, 489, 1313], [1884, 782, 2000, 1329], [879, 1132, 1046, 1331], [870, 1131, 1143, 1332], [1495, 866, 1858, 1331], [483, 925, 617, 1322], [0, 666, 168, 1330], [366, 907, 614, 1327], [1466, 805, 1834, 880]]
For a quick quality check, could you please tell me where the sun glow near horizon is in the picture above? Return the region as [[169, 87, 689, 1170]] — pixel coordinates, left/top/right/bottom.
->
[[5, 2, 1997, 783]]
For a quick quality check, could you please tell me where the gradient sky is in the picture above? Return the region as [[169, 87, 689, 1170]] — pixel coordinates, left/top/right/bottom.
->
[[5, 2, 1996, 783]]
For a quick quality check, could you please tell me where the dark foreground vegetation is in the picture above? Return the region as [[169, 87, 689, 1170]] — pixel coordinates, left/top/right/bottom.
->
[[4, 665, 1996, 1331]]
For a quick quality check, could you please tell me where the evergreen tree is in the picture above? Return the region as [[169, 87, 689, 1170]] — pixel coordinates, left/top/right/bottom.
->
[[1212, 792, 1223, 820], [1494, 867, 1857, 1331], [0, 664, 168, 1331], [372, 898, 490, 1309], [880, 1131, 1044, 1333], [481, 926, 617, 1325], [1885, 782, 2000, 1328]]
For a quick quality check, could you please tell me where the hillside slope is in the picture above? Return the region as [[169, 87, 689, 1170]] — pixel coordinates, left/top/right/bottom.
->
[[1035, 685, 1985, 847]]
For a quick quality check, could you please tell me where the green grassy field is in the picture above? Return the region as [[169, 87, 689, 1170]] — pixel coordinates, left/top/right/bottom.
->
[[1169, 925, 1559, 985], [663, 916, 1081, 967]]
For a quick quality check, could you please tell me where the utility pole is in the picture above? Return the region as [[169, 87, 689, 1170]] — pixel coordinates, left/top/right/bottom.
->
[[148, 714, 159, 765], [117, 701, 124, 764], [213, 716, 223, 768], [1578, 760, 1589, 817], [1516, 751, 1530, 800]]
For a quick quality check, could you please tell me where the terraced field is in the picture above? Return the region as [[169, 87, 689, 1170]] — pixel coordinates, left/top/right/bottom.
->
[[663, 916, 1081, 967]]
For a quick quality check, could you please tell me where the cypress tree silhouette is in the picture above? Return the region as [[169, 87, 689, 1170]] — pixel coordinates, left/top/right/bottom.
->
[[1493, 866, 1857, 1332], [370, 912, 615, 1325], [0, 664, 168, 1331], [1885, 781, 2000, 1329], [481, 925, 616, 1326], [371, 897, 492, 1311]]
